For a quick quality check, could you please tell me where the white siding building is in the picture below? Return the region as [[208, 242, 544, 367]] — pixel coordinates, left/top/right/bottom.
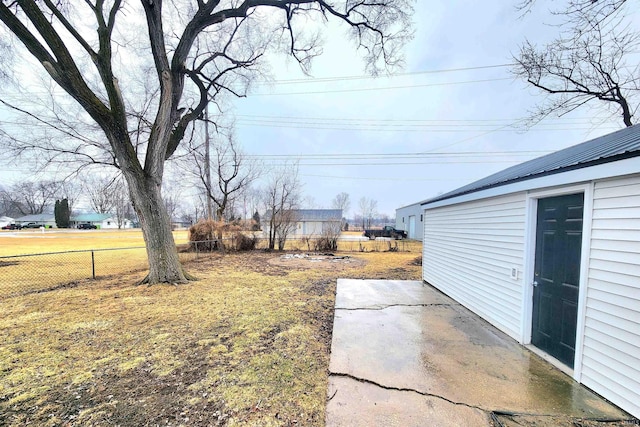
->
[[263, 209, 343, 237], [71, 213, 133, 229], [422, 125, 640, 419], [395, 202, 424, 240]]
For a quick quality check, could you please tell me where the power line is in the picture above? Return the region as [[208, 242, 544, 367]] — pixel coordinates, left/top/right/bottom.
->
[[262, 63, 515, 85], [235, 122, 616, 133], [236, 118, 582, 128], [244, 150, 549, 160], [248, 77, 513, 96], [266, 160, 536, 166], [231, 114, 617, 133], [234, 114, 600, 124], [300, 173, 473, 182]]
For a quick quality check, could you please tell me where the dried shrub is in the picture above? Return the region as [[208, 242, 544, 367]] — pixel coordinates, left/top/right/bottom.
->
[[313, 236, 338, 252], [188, 220, 258, 252], [233, 233, 258, 251]]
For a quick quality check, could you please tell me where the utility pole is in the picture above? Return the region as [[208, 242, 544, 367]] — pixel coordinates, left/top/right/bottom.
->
[[204, 105, 213, 220]]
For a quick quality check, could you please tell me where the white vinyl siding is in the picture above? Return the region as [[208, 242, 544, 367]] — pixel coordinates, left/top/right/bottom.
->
[[423, 192, 526, 340], [581, 175, 640, 418], [396, 203, 425, 241]]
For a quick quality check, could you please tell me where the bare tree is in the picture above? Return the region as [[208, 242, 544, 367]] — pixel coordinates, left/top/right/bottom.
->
[[358, 197, 378, 229], [0, 32, 12, 82], [85, 175, 119, 214], [0, 185, 19, 217], [332, 191, 350, 229], [332, 192, 351, 216], [0, 1, 413, 284], [276, 209, 300, 250], [4, 180, 61, 215], [190, 133, 260, 222], [60, 179, 82, 215], [113, 179, 134, 229], [517, 0, 628, 27], [162, 183, 181, 225], [240, 187, 261, 222], [513, 1, 638, 127], [262, 164, 301, 250]]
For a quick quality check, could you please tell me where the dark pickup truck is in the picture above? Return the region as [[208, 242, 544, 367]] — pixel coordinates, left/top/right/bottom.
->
[[363, 225, 407, 240]]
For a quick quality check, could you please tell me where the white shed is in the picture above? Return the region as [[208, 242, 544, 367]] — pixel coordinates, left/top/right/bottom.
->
[[395, 202, 424, 241], [422, 125, 640, 419]]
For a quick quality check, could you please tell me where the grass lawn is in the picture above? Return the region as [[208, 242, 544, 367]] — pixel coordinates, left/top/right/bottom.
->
[[0, 229, 190, 256], [0, 234, 422, 426]]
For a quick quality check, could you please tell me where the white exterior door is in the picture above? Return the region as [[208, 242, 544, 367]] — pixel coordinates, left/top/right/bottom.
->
[[408, 215, 416, 239]]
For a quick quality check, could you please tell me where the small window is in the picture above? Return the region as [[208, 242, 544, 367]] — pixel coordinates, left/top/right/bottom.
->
[[420, 214, 423, 222], [402, 217, 405, 223], [107, 221, 111, 225]]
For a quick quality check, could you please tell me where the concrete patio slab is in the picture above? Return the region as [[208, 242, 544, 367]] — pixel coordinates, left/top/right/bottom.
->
[[326, 279, 631, 426]]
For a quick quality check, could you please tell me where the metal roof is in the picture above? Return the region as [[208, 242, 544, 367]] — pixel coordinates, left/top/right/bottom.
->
[[296, 209, 342, 221], [72, 213, 112, 222], [15, 213, 55, 222], [264, 209, 342, 221], [423, 125, 640, 206]]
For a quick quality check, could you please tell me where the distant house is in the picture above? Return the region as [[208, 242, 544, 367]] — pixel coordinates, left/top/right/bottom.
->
[[12, 213, 133, 229], [71, 213, 133, 229], [421, 125, 640, 419], [15, 213, 56, 228], [263, 209, 343, 237], [0, 216, 14, 228]]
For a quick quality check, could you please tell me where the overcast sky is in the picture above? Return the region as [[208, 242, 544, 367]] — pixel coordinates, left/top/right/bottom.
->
[[0, 1, 628, 219], [218, 0, 623, 217]]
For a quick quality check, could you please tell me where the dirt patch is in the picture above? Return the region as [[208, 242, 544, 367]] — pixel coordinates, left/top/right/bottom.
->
[[267, 253, 367, 270], [3, 342, 228, 427], [302, 278, 338, 351]]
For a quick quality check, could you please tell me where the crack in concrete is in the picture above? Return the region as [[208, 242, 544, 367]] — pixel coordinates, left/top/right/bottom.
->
[[329, 372, 637, 423], [335, 303, 455, 311], [329, 371, 487, 412]]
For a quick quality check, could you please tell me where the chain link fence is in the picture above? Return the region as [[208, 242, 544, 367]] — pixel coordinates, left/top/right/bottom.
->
[[1, 237, 420, 298], [0, 247, 148, 299], [179, 236, 419, 258]]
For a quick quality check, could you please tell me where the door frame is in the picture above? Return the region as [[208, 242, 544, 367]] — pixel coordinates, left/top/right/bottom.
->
[[521, 183, 594, 381]]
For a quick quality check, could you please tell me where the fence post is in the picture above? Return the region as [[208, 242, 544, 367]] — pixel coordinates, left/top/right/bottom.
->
[[91, 251, 95, 279]]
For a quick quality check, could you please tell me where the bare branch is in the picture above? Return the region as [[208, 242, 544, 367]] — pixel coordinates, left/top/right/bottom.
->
[[512, 14, 638, 127]]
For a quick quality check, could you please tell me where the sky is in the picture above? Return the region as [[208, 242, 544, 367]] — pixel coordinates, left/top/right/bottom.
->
[[0, 1, 628, 219], [221, 1, 624, 217]]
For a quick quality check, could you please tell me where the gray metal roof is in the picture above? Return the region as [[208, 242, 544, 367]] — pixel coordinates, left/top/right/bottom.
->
[[15, 213, 55, 222], [263, 209, 342, 221], [423, 125, 640, 206], [296, 209, 342, 221]]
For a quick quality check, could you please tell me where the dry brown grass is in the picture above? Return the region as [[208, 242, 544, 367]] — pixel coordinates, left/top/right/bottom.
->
[[0, 243, 422, 426]]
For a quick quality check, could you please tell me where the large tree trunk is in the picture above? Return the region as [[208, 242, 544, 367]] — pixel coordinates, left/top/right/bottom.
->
[[126, 171, 188, 284]]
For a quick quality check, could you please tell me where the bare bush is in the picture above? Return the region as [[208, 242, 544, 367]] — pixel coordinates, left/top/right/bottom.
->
[[188, 219, 257, 252]]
